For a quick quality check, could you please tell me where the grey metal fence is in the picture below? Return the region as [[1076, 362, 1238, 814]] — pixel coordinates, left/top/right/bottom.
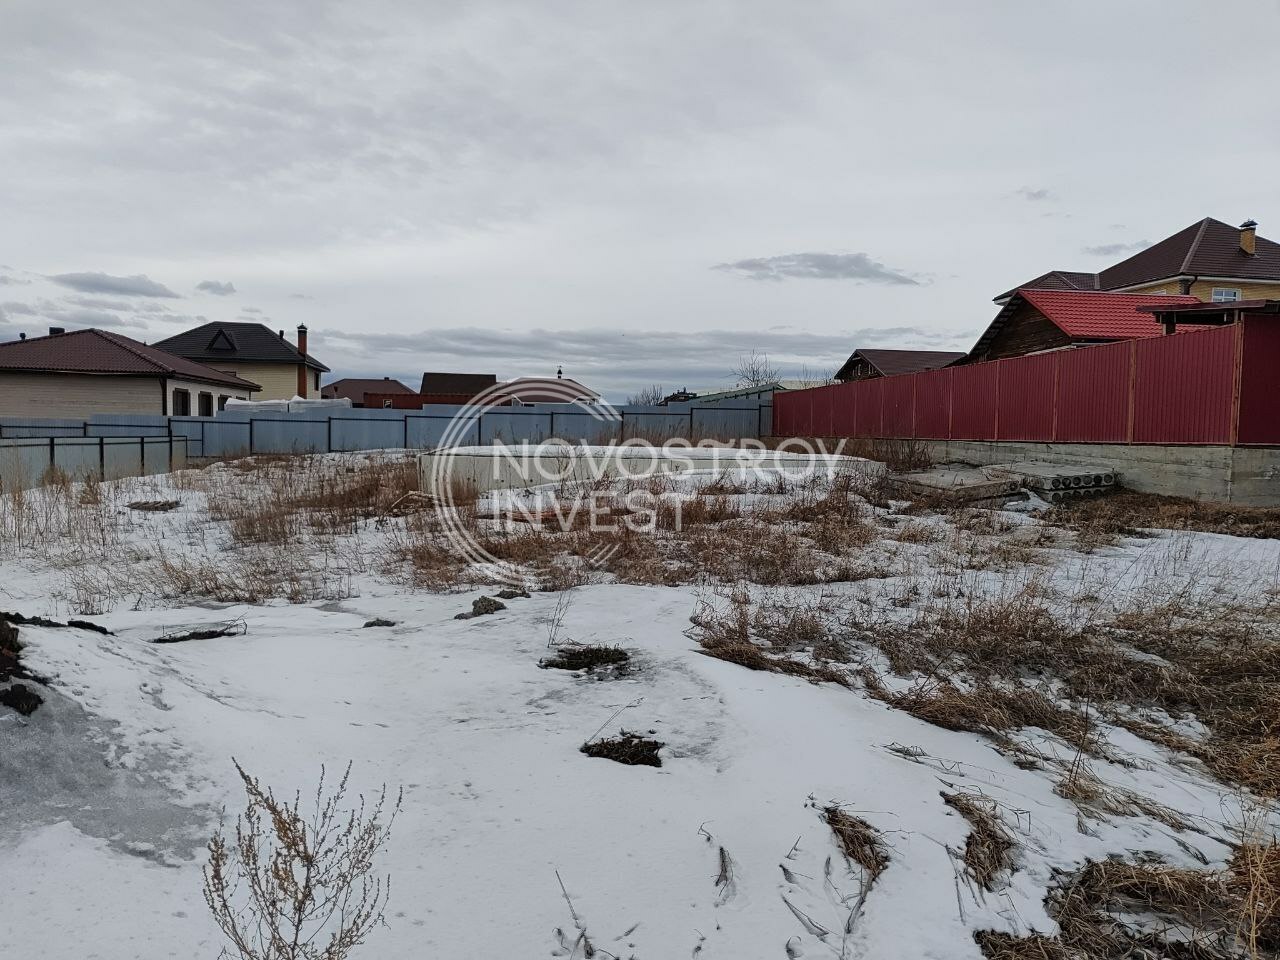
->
[[0, 435, 188, 492], [0, 397, 771, 462]]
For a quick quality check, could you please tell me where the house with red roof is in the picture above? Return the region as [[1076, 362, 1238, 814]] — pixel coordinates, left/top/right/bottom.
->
[[965, 289, 1205, 364], [0, 327, 259, 418]]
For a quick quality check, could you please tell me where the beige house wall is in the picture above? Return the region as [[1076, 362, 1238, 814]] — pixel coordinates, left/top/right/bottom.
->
[[0, 372, 162, 417], [203, 362, 319, 400]]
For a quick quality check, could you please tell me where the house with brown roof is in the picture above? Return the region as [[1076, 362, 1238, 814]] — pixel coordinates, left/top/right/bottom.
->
[[0, 327, 259, 418], [966, 290, 1203, 364], [995, 218, 1280, 305], [833, 349, 966, 382], [153, 321, 329, 401], [321, 377, 414, 406], [419, 372, 498, 396]]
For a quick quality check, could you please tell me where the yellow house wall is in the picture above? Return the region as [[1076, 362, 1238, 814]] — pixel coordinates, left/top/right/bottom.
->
[[0, 373, 162, 417], [202, 362, 319, 400], [1126, 279, 1280, 300]]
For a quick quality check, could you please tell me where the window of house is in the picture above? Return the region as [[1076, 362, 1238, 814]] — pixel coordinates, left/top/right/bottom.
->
[[198, 392, 214, 417], [218, 395, 229, 411], [172, 388, 191, 416], [1211, 287, 1242, 303]]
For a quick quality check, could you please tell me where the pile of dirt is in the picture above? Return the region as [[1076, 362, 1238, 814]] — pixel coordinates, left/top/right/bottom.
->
[[581, 731, 664, 767], [454, 596, 507, 620], [128, 500, 180, 512], [541, 645, 630, 672], [0, 610, 111, 635], [0, 683, 44, 716]]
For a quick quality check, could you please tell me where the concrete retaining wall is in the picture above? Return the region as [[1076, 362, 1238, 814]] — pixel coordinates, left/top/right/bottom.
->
[[420, 445, 881, 495], [769, 437, 1280, 506]]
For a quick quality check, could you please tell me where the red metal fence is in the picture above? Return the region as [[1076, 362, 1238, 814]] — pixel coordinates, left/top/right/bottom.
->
[[774, 318, 1280, 446]]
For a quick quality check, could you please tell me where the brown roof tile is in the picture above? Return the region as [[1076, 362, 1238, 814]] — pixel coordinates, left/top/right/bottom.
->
[[837, 349, 966, 380], [1098, 218, 1280, 289], [0, 328, 260, 390], [321, 377, 414, 402]]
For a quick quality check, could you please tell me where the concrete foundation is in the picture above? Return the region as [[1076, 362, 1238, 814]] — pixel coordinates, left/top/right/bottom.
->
[[420, 444, 882, 495], [774, 438, 1280, 506]]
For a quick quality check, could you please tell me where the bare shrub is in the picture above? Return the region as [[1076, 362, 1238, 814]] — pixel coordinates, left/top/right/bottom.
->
[[204, 761, 401, 960]]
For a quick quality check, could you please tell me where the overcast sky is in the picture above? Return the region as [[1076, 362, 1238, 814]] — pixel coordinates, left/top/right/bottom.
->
[[3, 1, 1278, 399]]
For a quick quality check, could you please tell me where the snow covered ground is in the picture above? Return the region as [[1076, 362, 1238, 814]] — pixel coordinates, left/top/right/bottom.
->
[[0, 453, 1276, 959]]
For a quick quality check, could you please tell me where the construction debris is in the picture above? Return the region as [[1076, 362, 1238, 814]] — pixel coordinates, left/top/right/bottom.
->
[[888, 461, 1120, 507]]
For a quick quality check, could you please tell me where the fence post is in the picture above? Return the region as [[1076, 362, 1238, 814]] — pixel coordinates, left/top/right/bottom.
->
[[1230, 320, 1245, 447], [327, 416, 333, 453], [99, 437, 105, 478], [1126, 341, 1137, 444], [619, 410, 626, 443], [140, 436, 145, 475], [688, 408, 695, 440], [49, 436, 55, 475], [249, 418, 256, 453], [403, 415, 409, 449]]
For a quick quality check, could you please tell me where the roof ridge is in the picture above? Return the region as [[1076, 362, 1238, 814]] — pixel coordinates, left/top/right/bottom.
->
[[90, 328, 169, 375], [1179, 218, 1212, 274]]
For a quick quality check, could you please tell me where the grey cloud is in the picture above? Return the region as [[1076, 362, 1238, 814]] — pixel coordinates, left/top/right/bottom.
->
[[196, 280, 236, 296], [712, 252, 919, 285], [2, 301, 37, 316], [49, 272, 180, 298], [1016, 187, 1054, 202], [240, 306, 264, 314], [312, 324, 972, 400], [1082, 240, 1148, 257], [0, 275, 30, 286]]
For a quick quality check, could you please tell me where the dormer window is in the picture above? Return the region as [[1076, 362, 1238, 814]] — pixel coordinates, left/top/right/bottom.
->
[[208, 330, 237, 351]]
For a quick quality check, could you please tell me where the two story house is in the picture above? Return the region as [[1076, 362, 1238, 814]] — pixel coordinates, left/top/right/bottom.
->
[[153, 322, 329, 401]]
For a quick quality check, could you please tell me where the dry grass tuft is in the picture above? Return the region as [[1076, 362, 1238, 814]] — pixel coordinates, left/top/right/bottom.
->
[[942, 791, 1018, 890], [823, 806, 889, 885], [1050, 490, 1280, 541], [973, 930, 1074, 960]]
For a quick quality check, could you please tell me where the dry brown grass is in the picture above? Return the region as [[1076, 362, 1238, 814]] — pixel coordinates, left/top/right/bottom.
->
[[1050, 490, 1280, 541], [942, 791, 1018, 890], [973, 820, 1280, 960], [823, 806, 889, 884], [689, 592, 849, 686]]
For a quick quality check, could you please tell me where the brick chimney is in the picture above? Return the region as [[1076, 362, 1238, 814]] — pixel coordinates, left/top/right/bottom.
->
[[296, 324, 309, 397], [1240, 219, 1257, 256]]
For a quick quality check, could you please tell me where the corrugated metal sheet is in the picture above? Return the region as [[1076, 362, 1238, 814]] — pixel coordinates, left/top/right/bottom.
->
[[950, 363, 999, 441], [881, 376, 915, 436], [773, 327, 1261, 447], [1054, 341, 1131, 443], [831, 381, 857, 436], [1132, 326, 1235, 444], [912, 369, 952, 439], [1237, 317, 1280, 445], [996, 352, 1057, 441], [853, 377, 885, 438]]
